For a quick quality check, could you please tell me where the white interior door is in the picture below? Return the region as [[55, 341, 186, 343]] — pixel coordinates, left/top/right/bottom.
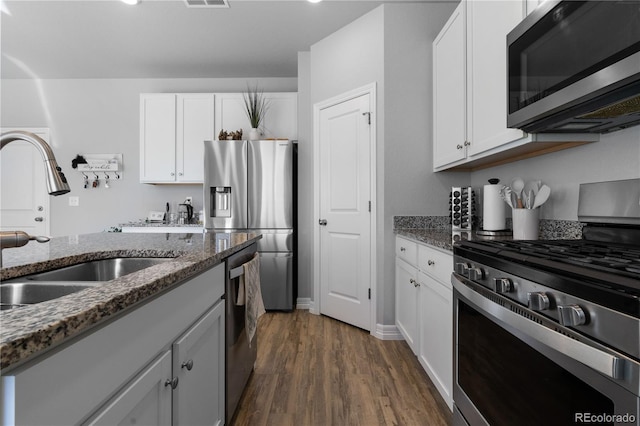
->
[[0, 128, 50, 235], [318, 92, 372, 331]]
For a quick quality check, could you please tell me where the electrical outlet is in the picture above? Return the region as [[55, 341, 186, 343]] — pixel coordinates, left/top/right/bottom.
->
[[185, 197, 192, 204], [69, 196, 79, 207]]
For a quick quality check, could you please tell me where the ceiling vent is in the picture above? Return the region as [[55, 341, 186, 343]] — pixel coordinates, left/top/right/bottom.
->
[[184, 0, 229, 8]]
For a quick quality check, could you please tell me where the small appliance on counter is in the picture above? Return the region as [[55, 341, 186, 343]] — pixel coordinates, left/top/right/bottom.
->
[[177, 200, 193, 224], [476, 178, 511, 237]]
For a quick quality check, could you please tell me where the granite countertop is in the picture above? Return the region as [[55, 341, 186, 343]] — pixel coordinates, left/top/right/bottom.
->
[[119, 220, 203, 228], [0, 231, 260, 372]]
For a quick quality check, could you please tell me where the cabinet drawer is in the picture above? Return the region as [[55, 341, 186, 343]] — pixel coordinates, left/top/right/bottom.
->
[[396, 237, 418, 266], [418, 245, 453, 286]]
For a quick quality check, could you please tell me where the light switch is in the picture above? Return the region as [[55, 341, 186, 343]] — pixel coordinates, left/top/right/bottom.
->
[[69, 196, 79, 206]]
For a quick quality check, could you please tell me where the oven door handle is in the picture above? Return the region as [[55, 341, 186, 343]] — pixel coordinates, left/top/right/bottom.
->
[[453, 276, 627, 380]]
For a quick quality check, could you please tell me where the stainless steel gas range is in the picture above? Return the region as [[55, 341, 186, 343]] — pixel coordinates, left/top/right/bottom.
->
[[452, 179, 640, 426]]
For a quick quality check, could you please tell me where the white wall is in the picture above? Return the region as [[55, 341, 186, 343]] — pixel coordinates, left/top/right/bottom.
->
[[1, 78, 296, 236], [309, 3, 461, 326], [471, 127, 640, 220]]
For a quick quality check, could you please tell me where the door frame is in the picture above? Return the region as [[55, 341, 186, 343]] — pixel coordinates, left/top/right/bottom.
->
[[312, 83, 377, 334], [0, 127, 51, 236]]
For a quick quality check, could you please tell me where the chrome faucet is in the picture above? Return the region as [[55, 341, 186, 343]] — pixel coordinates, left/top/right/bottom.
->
[[0, 131, 71, 266]]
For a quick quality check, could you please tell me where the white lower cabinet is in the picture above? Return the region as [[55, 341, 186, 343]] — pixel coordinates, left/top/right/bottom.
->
[[417, 270, 452, 410], [85, 301, 225, 426], [2, 263, 226, 426], [85, 350, 173, 426], [172, 300, 225, 426], [395, 236, 453, 410], [395, 257, 419, 353]]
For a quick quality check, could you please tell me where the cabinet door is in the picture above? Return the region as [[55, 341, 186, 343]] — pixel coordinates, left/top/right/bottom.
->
[[84, 350, 172, 426], [433, 3, 467, 170], [140, 94, 177, 183], [215, 93, 248, 137], [395, 258, 419, 354], [215, 92, 297, 141], [176, 93, 214, 183], [173, 300, 225, 426], [466, 1, 525, 157], [261, 93, 297, 140], [418, 271, 453, 410]]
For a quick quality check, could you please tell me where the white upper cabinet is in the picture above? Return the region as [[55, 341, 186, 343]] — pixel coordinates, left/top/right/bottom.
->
[[215, 92, 297, 141], [432, 0, 598, 172], [465, 0, 526, 158], [176, 94, 215, 183], [433, 3, 467, 168], [140, 93, 214, 184], [140, 94, 177, 183]]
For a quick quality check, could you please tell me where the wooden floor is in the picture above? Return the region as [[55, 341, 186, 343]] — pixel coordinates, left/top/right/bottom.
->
[[230, 310, 452, 426]]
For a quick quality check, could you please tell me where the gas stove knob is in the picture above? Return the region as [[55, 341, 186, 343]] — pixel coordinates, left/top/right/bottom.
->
[[528, 292, 550, 311], [468, 267, 484, 281], [493, 278, 513, 293], [557, 305, 587, 326], [455, 262, 470, 275]]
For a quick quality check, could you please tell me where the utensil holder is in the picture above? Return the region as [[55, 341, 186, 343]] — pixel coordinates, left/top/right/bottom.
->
[[512, 208, 540, 240]]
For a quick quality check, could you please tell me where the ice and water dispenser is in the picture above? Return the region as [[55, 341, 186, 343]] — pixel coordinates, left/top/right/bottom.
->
[[211, 186, 232, 218]]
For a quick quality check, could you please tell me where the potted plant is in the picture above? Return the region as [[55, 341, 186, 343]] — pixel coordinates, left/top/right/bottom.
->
[[243, 84, 270, 140]]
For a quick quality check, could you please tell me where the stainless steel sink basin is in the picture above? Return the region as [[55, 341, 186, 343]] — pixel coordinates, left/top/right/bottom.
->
[[0, 257, 173, 309], [10, 257, 173, 282], [0, 282, 96, 310]]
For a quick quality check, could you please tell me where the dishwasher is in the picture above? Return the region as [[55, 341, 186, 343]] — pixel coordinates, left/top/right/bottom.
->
[[225, 243, 258, 423]]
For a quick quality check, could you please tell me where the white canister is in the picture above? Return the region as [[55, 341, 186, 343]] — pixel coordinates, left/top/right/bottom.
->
[[512, 208, 540, 240], [483, 179, 506, 231]]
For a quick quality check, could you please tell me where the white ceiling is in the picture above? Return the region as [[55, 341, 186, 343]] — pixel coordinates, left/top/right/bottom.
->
[[1, 0, 439, 79]]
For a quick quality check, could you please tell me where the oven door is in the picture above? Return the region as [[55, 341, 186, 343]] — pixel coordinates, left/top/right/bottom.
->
[[452, 273, 639, 426]]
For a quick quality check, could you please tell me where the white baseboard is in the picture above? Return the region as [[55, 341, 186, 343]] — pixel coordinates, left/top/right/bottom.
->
[[372, 323, 404, 340], [296, 297, 312, 310]]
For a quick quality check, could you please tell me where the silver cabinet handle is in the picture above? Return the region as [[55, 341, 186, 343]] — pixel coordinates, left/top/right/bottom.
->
[[427, 260, 435, 266], [409, 278, 419, 288], [178, 172, 183, 176], [318, 219, 327, 226], [464, 141, 471, 146], [456, 144, 463, 150], [34, 217, 44, 222], [164, 377, 179, 389], [400, 247, 406, 252], [453, 277, 628, 380], [170, 172, 175, 177], [181, 359, 194, 371]]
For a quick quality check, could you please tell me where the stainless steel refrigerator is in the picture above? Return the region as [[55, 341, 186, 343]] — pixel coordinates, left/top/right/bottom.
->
[[203, 139, 295, 311]]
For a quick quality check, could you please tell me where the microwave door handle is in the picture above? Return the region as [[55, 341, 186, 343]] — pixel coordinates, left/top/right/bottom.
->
[[453, 276, 628, 380]]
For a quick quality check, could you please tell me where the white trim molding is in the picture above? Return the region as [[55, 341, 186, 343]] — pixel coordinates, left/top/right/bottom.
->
[[373, 323, 405, 341]]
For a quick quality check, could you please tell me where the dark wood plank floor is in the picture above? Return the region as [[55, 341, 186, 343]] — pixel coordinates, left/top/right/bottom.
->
[[230, 310, 452, 426]]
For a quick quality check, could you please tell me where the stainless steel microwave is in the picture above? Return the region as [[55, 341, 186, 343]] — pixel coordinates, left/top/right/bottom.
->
[[507, 0, 640, 134]]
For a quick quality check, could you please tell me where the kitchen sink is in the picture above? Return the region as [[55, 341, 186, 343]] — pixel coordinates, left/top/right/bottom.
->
[[0, 257, 174, 310], [0, 282, 96, 310], [7, 257, 174, 283]]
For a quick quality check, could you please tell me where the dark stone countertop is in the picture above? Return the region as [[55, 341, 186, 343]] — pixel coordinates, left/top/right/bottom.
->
[[0, 231, 260, 372]]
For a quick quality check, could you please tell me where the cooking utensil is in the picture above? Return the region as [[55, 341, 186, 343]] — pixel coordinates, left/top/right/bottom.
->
[[531, 184, 550, 209], [500, 186, 514, 209], [523, 180, 540, 197], [511, 178, 525, 208], [526, 189, 534, 209]]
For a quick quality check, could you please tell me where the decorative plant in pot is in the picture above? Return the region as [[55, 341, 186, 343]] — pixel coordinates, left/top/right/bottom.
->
[[243, 84, 270, 140]]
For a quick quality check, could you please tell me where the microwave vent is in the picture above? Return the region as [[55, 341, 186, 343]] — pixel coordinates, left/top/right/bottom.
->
[[184, 0, 229, 7], [579, 94, 640, 120]]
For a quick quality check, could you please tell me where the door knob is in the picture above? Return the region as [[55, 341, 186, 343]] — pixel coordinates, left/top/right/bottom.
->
[[35, 217, 44, 222], [318, 219, 327, 226]]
